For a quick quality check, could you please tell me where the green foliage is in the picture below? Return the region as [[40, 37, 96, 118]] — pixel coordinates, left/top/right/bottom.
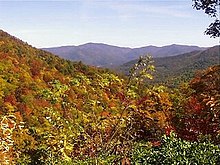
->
[[41, 80, 69, 104], [132, 132, 220, 164], [128, 55, 155, 83]]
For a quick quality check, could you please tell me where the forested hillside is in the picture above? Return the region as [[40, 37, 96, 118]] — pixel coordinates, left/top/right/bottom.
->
[[0, 30, 131, 163], [0, 30, 220, 164], [120, 46, 219, 87]]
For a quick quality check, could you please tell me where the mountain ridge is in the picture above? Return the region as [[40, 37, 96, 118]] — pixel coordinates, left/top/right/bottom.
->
[[43, 43, 207, 68]]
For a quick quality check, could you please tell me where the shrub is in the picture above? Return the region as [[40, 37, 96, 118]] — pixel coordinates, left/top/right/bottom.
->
[[131, 132, 220, 164]]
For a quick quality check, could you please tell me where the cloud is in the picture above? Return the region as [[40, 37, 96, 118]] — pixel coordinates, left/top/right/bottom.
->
[[107, 1, 191, 19]]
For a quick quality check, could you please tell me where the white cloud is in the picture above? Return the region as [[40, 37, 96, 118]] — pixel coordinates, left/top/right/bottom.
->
[[107, 2, 192, 19]]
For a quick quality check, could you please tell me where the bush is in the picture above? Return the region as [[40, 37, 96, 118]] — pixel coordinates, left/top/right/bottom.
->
[[131, 132, 220, 164], [172, 65, 220, 143]]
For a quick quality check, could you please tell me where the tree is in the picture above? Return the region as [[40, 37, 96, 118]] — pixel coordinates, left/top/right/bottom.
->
[[172, 65, 220, 143], [192, 0, 220, 38]]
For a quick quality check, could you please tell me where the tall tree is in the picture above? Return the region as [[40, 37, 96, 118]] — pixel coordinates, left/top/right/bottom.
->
[[193, 0, 220, 38]]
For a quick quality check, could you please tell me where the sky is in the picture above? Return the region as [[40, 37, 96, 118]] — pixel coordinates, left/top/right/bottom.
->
[[0, 0, 219, 48]]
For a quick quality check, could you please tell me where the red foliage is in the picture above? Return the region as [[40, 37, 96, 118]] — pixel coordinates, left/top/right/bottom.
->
[[165, 126, 175, 136], [34, 99, 50, 108], [172, 65, 220, 143], [8, 120, 16, 129], [30, 59, 42, 77], [151, 140, 161, 147], [187, 97, 203, 114], [4, 94, 17, 106], [100, 111, 111, 117], [0, 53, 8, 60], [18, 103, 33, 117], [137, 96, 149, 105], [116, 92, 126, 102]]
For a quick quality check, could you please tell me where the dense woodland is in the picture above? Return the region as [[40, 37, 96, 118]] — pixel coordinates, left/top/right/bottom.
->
[[0, 30, 220, 164]]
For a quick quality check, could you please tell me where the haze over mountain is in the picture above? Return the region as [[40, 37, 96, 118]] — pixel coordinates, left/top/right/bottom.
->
[[43, 43, 206, 68]]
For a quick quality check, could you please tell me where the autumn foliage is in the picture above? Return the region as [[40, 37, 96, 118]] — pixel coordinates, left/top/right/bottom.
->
[[0, 30, 219, 164], [172, 65, 220, 143]]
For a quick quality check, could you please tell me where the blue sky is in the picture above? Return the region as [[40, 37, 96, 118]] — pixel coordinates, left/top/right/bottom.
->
[[0, 0, 219, 48]]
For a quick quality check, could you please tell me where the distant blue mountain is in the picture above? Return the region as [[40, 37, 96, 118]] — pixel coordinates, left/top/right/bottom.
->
[[43, 43, 206, 68]]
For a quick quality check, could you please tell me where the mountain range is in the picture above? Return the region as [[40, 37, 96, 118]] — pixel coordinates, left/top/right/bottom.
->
[[43, 43, 206, 68]]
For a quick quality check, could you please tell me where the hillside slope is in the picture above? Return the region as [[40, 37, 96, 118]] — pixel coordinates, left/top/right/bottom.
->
[[0, 30, 128, 163], [43, 43, 205, 68], [120, 46, 219, 86], [0, 29, 187, 163]]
